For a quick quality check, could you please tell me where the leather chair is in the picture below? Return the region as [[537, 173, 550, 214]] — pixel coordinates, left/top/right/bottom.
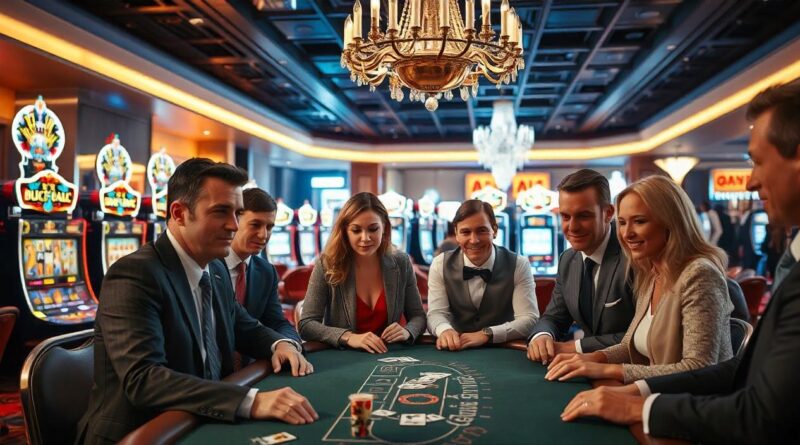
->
[[279, 266, 315, 305], [726, 277, 750, 322], [414, 268, 429, 303], [534, 277, 556, 313], [273, 263, 289, 281], [20, 329, 94, 445], [0, 306, 19, 436], [730, 318, 754, 357], [738, 276, 769, 323]]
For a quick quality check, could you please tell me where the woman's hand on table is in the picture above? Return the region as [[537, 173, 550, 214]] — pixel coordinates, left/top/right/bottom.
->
[[545, 352, 623, 381], [251, 387, 319, 425], [380, 322, 411, 344], [345, 331, 389, 353], [560, 386, 644, 424]]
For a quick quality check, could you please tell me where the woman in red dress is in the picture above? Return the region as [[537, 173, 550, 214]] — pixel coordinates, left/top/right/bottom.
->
[[298, 192, 427, 352]]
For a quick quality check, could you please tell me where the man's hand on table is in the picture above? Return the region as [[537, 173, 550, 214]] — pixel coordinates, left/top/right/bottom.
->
[[381, 322, 411, 344], [528, 336, 579, 365], [435, 329, 462, 351], [251, 387, 318, 425], [561, 386, 644, 424], [459, 331, 490, 349], [272, 342, 314, 376]]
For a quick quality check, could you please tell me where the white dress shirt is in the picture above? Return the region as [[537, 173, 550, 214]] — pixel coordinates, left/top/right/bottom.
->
[[426, 246, 539, 343], [529, 227, 612, 352], [635, 231, 800, 435], [166, 230, 257, 418]]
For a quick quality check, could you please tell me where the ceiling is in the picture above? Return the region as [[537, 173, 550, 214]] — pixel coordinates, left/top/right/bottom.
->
[[58, 0, 800, 144]]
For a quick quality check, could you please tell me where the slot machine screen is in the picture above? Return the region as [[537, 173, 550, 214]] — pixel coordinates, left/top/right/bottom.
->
[[320, 231, 331, 249], [269, 232, 292, 256], [752, 212, 769, 249], [522, 228, 553, 256], [420, 230, 434, 253], [299, 232, 316, 256], [391, 227, 403, 248], [493, 228, 505, 246], [22, 238, 80, 280], [106, 237, 141, 268]]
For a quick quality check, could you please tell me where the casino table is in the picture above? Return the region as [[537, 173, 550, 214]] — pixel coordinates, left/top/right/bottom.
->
[[121, 339, 676, 445]]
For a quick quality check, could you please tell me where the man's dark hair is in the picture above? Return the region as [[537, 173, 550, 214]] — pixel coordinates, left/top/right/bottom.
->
[[166, 158, 248, 221], [452, 199, 498, 231], [746, 80, 800, 159], [243, 188, 277, 213], [557, 169, 611, 208]]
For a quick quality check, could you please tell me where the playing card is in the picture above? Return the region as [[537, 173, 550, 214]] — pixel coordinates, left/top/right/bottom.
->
[[251, 432, 297, 445], [426, 414, 445, 422], [420, 372, 451, 379], [372, 409, 396, 417], [398, 383, 432, 390], [399, 413, 427, 426], [377, 356, 420, 363], [395, 356, 420, 362]]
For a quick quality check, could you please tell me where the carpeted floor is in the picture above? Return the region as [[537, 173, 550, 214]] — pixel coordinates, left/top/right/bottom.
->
[[0, 376, 26, 445]]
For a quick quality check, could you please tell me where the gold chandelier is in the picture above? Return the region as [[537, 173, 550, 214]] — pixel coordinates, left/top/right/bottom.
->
[[341, 0, 524, 111]]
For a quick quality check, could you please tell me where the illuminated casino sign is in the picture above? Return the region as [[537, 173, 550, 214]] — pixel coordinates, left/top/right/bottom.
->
[[378, 190, 412, 215], [146, 149, 176, 218], [96, 134, 141, 217], [465, 172, 550, 200], [516, 184, 558, 212], [274, 200, 294, 227], [710, 169, 759, 201], [470, 185, 507, 213], [297, 201, 318, 227], [320, 207, 334, 227], [418, 195, 436, 217], [12, 96, 78, 214]]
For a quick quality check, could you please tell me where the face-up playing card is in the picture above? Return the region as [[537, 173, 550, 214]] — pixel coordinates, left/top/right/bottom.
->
[[377, 356, 420, 363], [398, 383, 433, 390], [251, 432, 297, 445], [399, 413, 427, 426], [426, 414, 445, 422], [372, 409, 397, 417]]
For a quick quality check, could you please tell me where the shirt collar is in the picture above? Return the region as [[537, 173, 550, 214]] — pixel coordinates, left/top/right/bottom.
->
[[790, 231, 800, 262], [224, 249, 250, 270], [463, 245, 496, 269], [166, 229, 208, 292], [581, 226, 612, 265]]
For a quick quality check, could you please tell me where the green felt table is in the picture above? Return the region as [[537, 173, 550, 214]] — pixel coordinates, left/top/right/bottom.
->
[[122, 340, 662, 445]]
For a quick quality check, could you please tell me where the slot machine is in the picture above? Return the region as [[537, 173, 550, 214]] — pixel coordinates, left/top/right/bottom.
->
[[0, 97, 97, 365], [318, 206, 335, 251], [265, 199, 297, 267], [378, 191, 413, 253], [410, 195, 436, 265], [295, 200, 319, 265], [751, 209, 769, 256], [434, 201, 460, 249], [471, 185, 510, 248], [516, 185, 560, 276], [142, 149, 175, 242], [80, 134, 147, 294]]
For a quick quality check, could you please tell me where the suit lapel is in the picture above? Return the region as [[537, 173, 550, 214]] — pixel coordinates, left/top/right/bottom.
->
[[382, 255, 399, 324], [592, 231, 621, 332], [342, 268, 357, 330], [153, 234, 203, 358], [245, 259, 266, 316]]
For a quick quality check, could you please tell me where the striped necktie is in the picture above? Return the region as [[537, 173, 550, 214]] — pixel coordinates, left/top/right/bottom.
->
[[199, 272, 221, 380]]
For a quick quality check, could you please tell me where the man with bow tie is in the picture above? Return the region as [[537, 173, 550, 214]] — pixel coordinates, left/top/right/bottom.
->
[[426, 200, 539, 351]]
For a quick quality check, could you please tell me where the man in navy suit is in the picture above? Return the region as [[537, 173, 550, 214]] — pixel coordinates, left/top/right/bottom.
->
[[559, 80, 800, 443], [220, 188, 301, 345]]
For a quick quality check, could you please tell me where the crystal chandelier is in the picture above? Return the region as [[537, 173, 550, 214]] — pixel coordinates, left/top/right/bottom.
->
[[654, 156, 699, 185], [472, 100, 534, 191], [341, 0, 525, 111]]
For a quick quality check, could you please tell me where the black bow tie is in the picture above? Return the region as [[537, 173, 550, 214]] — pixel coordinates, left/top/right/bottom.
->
[[463, 266, 492, 283]]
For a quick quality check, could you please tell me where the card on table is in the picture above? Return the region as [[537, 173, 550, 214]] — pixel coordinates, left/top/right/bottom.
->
[[426, 414, 445, 422], [372, 409, 397, 417], [251, 432, 297, 445], [399, 413, 427, 426]]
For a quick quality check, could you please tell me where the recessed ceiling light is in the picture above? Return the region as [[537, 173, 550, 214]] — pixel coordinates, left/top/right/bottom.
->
[[189, 17, 204, 26], [202, 130, 211, 136], [666, 44, 677, 51], [278, 59, 288, 65], [637, 11, 661, 19]]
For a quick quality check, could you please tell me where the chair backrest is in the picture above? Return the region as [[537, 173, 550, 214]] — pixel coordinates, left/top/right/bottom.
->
[[725, 277, 750, 322], [730, 318, 754, 357], [282, 266, 315, 304], [0, 306, 19, 361], [726, 266, 743, 279], [738, 276, 769, 321], [293, 299, 305, 327], [415, 269, 429, 302], [274, 263, 289, 280], [20, 329, 94, 445], [534, 277, 556, 312]]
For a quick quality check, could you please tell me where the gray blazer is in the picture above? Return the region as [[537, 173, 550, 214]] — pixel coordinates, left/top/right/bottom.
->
[[298, 251, 427, 347], [529, 228, 636, 352]]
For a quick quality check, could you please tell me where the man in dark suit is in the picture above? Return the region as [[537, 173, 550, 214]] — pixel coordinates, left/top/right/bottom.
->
[[527, 169, 635, 365], [560, 80, 800, 443], [220, 188, 301, 344], [79, 159, 317, 444]]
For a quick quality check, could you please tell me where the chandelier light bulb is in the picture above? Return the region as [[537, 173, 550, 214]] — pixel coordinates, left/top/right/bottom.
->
[[654, 156, 700, 185]]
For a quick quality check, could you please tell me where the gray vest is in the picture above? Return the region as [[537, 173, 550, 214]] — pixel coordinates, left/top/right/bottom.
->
[[443, 246, 517, 333]]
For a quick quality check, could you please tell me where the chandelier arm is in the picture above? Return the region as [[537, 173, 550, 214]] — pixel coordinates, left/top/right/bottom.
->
[[390, 35, 419, 59], [436, 27, 449, 61]]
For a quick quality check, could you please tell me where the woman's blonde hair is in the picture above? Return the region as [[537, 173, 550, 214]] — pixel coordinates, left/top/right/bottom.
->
[[320, 192, 393, 286], [616, 175, 727, 295]]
